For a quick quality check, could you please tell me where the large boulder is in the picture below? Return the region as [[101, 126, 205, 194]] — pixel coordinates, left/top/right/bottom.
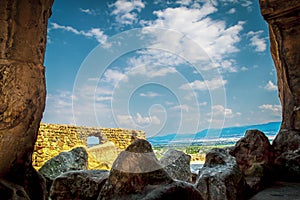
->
[[230, 130, 273, 192], [98, 139, 202, 200], [88, 141, 118, 167], [160, 149, 192, 182], [195, 148, 247, 200], [272, 130, 300, 181], [39, 147, 88, 192], [50, 170, 109, 200]]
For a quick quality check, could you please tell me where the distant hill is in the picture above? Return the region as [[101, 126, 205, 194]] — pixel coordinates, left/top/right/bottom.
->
[[147, 121, 281, 146]]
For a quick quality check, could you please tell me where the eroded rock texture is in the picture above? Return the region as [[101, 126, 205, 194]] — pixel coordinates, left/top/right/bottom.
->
[[160, 149, 192, 182], [39, 147, 89, 193], [98, 139, 202, 200], [195, 148, 247, 200], [50, 170, 109, 200], [0, 0, 53, 199], [230, 130, 273, 193], [259, 0, 300, 181]]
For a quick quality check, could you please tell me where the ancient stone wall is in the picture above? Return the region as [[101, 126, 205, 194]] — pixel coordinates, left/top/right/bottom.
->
[[33, 123, 146, 169]]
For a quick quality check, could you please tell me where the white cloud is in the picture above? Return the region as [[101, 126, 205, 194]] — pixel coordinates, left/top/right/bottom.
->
[[116, 114, 134, 127], [259, 104, 281, 116], [199, 101, 208, 106], [209, 105, 240, 119], [241, 66, 249, 71], [241, 0, 252, 8], [50, 23, 110, 48], [96, 96, 113, 101], [264, 80, 277, 91], [180, 78, 227, 91], [111, 0, 145, 25], [176, 0, 193, 6], [79, 8, 96, 15], [43, 90, 74, 124], [247, 30, 267, 52], [125, 50, 180, 78], [140, 92, 161, 98], [102, 69, 128, 84], [144, 4, 244, 71], [227, 8, 236, 14], [220, 59, 237, 72], [205, 105, 241, 128], [171, 104, 190, 112], [117, 112, 161, 128], [126, 62, 177, 78], [165, 101, 174, 106], [136, 113, 161, 125]]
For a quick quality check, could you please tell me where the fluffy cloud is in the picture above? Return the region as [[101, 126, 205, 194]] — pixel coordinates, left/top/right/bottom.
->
[[102, 69, 128, 84], [247, 30, 267, 52], [117, 112, 161, 128], [170, 104, 190, 112], [51, 23, 109, 47], [180, 78, 227, 91], [176, 0, 193, 6], [143, 3, 244, 71], [205, 104, 241, 128], [227, 8, 236, 14], [259, 104, 281, 116], [79, 8, 97, 15], [43, 90, 76, 124], [264, 80, 278, 91], [111, 0, 145, 25], [209, 105, 241, 119], [140, 92, 161, 98]]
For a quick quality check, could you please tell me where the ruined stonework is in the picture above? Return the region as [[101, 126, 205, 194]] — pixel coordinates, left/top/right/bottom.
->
[[33, 123, 146, 169], [259, 0, 300, 180], [0, 0, 53, 199]]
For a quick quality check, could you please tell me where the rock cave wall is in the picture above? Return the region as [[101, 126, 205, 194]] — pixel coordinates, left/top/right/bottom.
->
[[259, 0, 300, 180], [33, 123, 146, 168], [0, 0, 54, 199]]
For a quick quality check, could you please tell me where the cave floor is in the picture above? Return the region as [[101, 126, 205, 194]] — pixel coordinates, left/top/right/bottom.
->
[[250, 181, 300, 200]]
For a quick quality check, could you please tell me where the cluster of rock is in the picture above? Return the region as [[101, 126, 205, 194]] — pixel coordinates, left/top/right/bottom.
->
[[40, 139, 202, 200], [33, 123, 145, 168], [38, 128, 299, 200]]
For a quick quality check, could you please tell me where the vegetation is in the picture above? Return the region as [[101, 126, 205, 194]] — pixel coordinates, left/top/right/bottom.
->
[[152, 144, 234, 161]]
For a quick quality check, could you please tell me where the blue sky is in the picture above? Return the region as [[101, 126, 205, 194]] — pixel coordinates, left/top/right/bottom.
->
[[43, 0, 281, 137]]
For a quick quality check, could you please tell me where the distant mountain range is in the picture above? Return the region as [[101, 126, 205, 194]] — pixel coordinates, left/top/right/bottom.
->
[[147, 122, 281, 146]]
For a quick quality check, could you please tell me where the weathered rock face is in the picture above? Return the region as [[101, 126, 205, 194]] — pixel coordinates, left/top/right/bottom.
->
[[195, 148, 247, 200], [88, 142, 118, 167], [0, 0, 53, 199], [230, 130, 273, 192], [272, 130, 300, 181], [259, 0, 300, 181], [98, 139, 202, 200], [39, 147, 88, 192], [50, 170, 109, 200], [160, 149, 192, 182]]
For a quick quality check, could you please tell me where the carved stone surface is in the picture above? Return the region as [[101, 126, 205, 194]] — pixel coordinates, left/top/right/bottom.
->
[[0, 0, 53, 199]]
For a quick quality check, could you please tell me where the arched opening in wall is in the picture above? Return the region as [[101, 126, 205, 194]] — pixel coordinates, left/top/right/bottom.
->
[[87, 136, 100, 148]]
